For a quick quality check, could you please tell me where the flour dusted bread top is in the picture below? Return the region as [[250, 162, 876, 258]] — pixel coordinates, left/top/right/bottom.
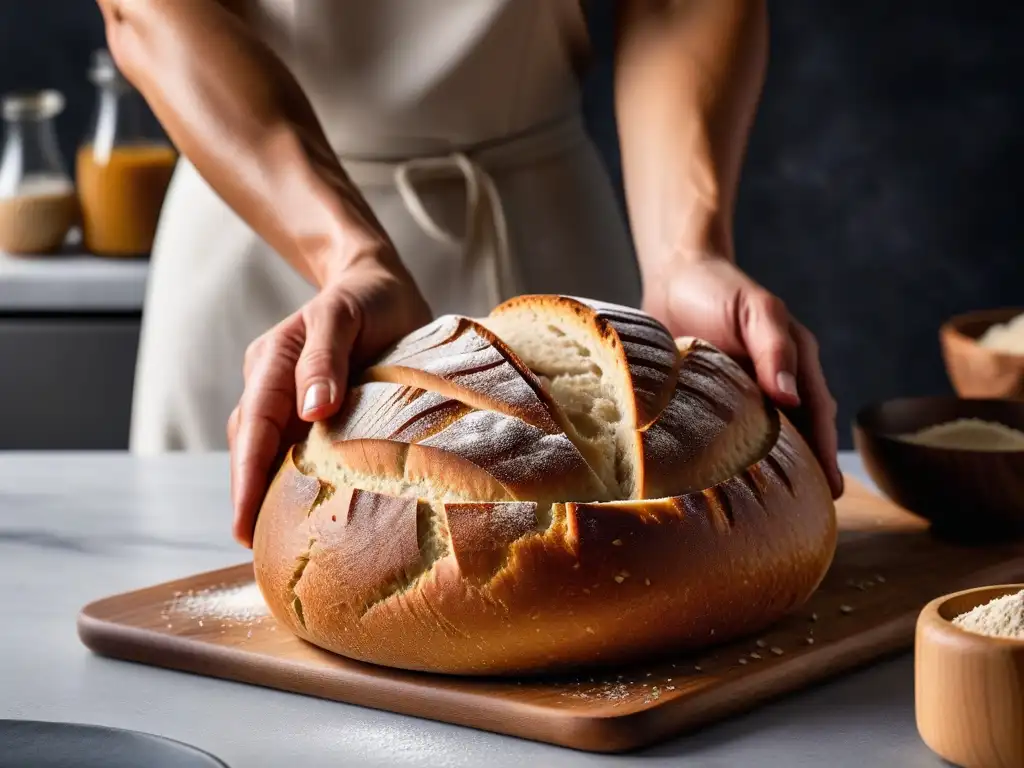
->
[[254, 295, 837, 675]]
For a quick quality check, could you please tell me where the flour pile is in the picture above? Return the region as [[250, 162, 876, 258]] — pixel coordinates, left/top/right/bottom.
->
[[953, 589, 1024, 640], [899, 418, 1024, 451], [978, 312, 1024, 355]]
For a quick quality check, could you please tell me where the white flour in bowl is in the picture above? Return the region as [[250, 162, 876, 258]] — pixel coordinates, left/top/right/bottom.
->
[[952, 589, 1024, 639], [898, 418, 1024, 451], [977, 312, 1024, 355]]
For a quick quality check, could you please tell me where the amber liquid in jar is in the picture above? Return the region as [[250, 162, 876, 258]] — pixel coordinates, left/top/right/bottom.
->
[[77, 143, 177, 257]]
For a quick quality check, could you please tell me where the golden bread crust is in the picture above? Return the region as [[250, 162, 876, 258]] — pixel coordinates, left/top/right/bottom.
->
[[252, 295, 837, 675]]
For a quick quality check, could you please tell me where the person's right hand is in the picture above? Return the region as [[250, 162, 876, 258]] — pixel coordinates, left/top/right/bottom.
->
[[227, 250, 432, 548]]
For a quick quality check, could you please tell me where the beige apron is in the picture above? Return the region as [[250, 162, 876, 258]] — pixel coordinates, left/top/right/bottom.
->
[[129, 0, 640, 454]]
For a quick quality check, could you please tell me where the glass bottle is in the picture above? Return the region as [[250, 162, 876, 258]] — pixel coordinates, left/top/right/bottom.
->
[[0, 90, 78, 255], [77, 49, 178, 257]]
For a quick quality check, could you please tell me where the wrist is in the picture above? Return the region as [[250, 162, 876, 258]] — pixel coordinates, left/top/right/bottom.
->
[[307, 215, 396, 288], [639, 211, 733, 284], [265, 127, 395, 287], [671, 209, 734, 263]]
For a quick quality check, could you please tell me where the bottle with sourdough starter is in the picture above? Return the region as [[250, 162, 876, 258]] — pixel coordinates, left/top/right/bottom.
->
[[77, 49, 178, 258], [0, 90, 79, 255]]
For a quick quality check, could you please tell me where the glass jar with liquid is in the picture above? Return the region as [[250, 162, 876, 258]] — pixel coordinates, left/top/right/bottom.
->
[[77, 49, 178, 257], [0, 90, 79, 254]]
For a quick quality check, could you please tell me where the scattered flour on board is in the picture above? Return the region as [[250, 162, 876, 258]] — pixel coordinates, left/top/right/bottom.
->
[[953, 589, 1024, 640], [163, 582, 270, 627], [565, 682, 634, 704]]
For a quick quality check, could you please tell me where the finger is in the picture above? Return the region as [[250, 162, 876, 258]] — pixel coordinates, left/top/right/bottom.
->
[[227, 405, 240, 450], [235, 328, 275, 518], [295, 293, 360, 422], [243, 335, 266, 383], [740, 291, 801, 407], [232, 405, 290, 548], [792, 323, 844, 499], [227, 404, 241, 509], [231, 329, 303, 548]]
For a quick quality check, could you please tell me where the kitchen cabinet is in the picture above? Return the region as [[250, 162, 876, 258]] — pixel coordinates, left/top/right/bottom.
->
[[0, 251, 147, 449]]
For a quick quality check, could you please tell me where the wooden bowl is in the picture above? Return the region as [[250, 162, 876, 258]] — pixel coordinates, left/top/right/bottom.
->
[[853, 396, 1024, 541], [940, 308, 1024, 399], [916, 584, 1024, 768]]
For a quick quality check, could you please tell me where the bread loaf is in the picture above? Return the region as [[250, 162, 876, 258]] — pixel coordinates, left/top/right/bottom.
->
[[253, 295, 837, 675]]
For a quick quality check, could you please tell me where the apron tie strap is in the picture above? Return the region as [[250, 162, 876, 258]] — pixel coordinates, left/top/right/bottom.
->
[[393, 153, 514, 310]]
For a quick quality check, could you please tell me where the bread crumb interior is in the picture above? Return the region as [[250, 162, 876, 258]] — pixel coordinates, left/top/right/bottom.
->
[[482, 312, 631, 498]]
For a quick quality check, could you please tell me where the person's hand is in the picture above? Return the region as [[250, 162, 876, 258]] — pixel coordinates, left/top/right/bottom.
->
[[642, 255, 843, 499], [227, 250, 432, 547]]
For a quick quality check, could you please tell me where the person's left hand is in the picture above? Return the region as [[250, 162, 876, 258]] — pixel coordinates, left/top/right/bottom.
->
[[642, 254, 844, 499]]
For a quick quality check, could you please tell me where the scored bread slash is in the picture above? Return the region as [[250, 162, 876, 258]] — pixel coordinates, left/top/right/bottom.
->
[[636, 339, 779, 500], [486, 295, 681, 431], [251, 294, 839, 676], [444, 501, 538, 582], [364, 315, 565, 435]]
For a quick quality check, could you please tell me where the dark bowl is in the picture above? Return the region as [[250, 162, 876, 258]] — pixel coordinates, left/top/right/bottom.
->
[[940, 308, 1024, 399], [853, 396, 1024, 541]]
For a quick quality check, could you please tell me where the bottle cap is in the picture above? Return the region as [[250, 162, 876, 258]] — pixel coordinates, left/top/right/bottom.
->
[[1, 90, 65, 122], [88, 49, 131, 90]]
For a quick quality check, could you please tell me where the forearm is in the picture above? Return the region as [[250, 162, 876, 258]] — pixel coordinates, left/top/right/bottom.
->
[[614, 0, 768, 278], [96, 0, 390, 286]]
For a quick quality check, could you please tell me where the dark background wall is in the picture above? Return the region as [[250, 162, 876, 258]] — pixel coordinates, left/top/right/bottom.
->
[[0, 4, 105, 173], [2, 1, 1022, 449]]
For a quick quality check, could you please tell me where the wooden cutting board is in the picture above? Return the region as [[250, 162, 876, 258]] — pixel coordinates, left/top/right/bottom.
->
[[78, 477, 1024, 754]]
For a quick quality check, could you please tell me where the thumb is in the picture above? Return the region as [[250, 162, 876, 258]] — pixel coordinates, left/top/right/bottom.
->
[[295, 292, 361, 422], [740, 290, 801, 407]]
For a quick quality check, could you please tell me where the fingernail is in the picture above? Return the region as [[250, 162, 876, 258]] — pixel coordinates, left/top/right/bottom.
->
[[776, 371, 799, 401], [302, 381, 334, 415]]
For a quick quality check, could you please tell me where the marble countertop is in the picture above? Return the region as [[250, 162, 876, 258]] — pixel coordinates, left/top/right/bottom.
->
[[0, 250, 148, 312], [0, 451, 945, 767]]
